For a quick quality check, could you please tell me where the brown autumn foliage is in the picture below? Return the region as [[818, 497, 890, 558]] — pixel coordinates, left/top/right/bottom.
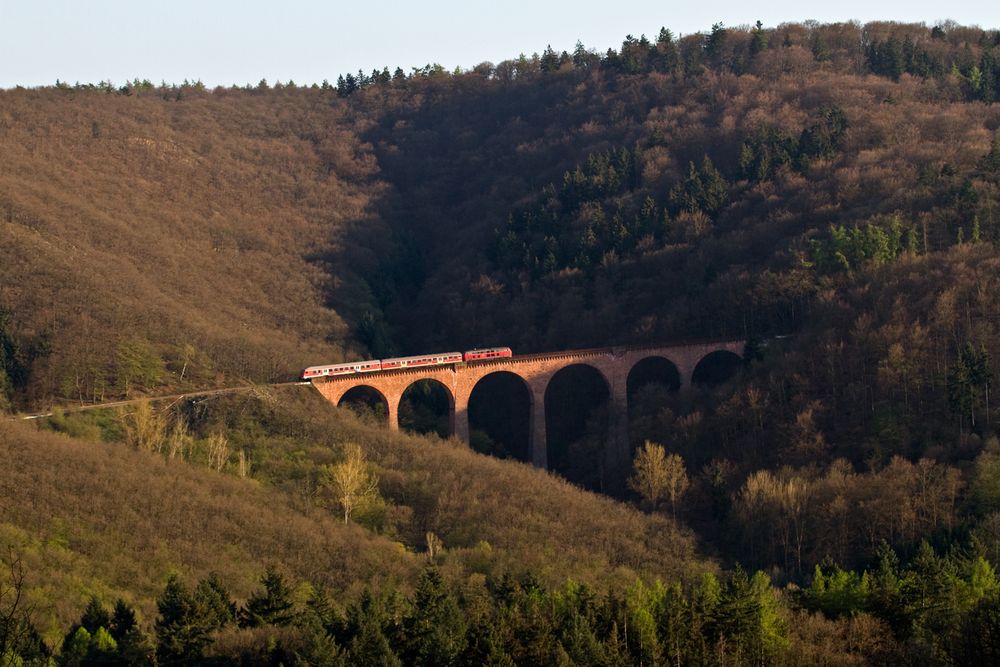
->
[[349, 33, 1000, 354], [177, 387, 704, 583], [733, 457, 962, 576], [0, 85, 389, 405], [2, 21, 999, 413], [0, 418, 419, 640], [1, 387, 706, 640], [3, 18, 1000, 600]]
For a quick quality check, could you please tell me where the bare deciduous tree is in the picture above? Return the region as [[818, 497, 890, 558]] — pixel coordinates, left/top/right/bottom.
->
[[237, 449, 251, 478], [321, 443, 379, 523], [165, 417, 191, 460], [119, 401, 166, 452], [425, 531, 444, 562], [206, 432, 231, 471], [629, 440, 689, 519], [629, 441, 669, 510]]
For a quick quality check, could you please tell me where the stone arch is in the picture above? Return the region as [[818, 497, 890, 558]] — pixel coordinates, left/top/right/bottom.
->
[[399, 377, 456, 438], [627, 356, 682, 396], [692, 350, 743, 387], [543, 363, 612, 491], [625, 356, 682, 452], [468, 370, 533, 463], [337, 385, 389, 424]]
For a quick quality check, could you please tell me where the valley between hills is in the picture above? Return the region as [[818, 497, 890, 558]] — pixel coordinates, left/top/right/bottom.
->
[[3, 19, 1000, 664]]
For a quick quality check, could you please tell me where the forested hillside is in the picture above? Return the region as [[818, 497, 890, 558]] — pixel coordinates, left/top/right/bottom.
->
[[2, 21, 999, 407], [1, 391, 708, 661], [357, 22, 1000, 355], [0, 86, 392, 407], [5, 17, 1000, 664]]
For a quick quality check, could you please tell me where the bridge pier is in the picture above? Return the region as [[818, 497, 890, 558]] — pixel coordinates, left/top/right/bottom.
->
[[677, 360, 695, 393], [387, 395, 400, 432], [309, 339, 746, 475], [610, 375, 631, 493], [453, 396, 469, 443], [530, 390, 547, 469]]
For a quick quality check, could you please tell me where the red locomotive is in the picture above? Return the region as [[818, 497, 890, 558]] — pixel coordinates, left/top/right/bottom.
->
[[463, 347, 514, 361], [300, 347, 512, 380]]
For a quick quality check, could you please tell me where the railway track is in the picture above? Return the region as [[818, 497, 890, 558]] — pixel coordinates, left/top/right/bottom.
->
[[9, 381, 312, 421], [6, 337, 770, 423]]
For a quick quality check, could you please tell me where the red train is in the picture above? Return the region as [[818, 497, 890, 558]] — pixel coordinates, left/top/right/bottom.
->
[[300, 347, 512, 380]]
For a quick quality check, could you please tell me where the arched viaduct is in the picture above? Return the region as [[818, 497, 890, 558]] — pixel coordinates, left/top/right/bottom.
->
[[310, 340, 745, 472]]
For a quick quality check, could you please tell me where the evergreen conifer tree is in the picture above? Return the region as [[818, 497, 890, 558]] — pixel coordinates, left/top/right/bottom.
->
[[154, 575, 214, 664], [402, 567, 466, 666], [240, 566, 295, 628]]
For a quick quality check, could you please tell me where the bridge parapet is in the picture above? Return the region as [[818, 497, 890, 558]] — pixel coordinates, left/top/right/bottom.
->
[[311, 339, 746, 471]]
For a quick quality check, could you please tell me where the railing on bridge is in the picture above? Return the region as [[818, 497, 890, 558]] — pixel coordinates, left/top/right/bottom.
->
[[309, 338, 747, 474]]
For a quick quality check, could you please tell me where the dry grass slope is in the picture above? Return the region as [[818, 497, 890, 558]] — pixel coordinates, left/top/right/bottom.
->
[[0, 419, 419, 641], [0, 392, 708, 642], [220, 387, 707, 585]]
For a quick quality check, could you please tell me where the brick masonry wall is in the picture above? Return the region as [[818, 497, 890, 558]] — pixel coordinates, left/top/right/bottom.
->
[[311, 340, 745, 470]]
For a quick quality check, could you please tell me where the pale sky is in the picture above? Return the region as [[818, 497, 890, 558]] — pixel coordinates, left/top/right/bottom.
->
[[1, 0, 997, 89]]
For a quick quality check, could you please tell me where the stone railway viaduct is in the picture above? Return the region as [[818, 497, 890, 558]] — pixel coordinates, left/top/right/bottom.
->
[[311, 340, 745, 471]]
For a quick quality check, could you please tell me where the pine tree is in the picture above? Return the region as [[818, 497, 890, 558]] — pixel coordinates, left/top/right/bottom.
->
[[712, 567, 785, 663], [302, 588, 341, 636], [90, 626, 118, 660], [61, 627, 92, 666], [79, 597, 111, 634], [699, 155, 729, 215], [572, 41, 595, 69], [344, 590, 402, 667], [461, 617, 515, 667], [798, 106, 849, 166], [557, 609, 606, 664], [669, 157, 729, 217], [657, 582, 692, 665], [948, 351, 974, 429], [705, 23, 729, 67], [109, 599, 136, 641], [750, 21, 768, 57], [195, 572, 236, 631], [812, 33, 831, 62], [868, 542, 908, 635], [154, 574, 214, 664], [906, 225, 921, 254], [402, 567, 467, 666], [540, 45, 560, 72], [348, 619, 402, 667], [240, 566, 295, 628], [653, 27, 679, 72], [968, 343, 994, 425], [980, 138, 1000, 173]]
